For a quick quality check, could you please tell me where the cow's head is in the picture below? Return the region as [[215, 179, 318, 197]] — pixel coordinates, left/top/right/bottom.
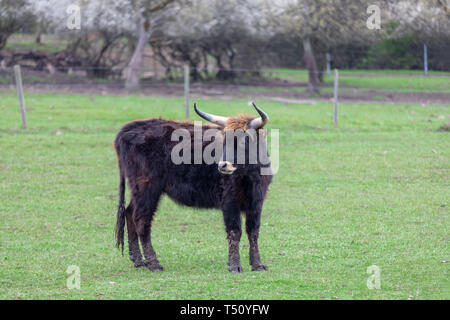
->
[[194, 102, 270, 175]]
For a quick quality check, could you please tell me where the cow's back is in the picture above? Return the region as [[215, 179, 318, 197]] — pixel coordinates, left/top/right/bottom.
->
[[114, 118, 223, 208]]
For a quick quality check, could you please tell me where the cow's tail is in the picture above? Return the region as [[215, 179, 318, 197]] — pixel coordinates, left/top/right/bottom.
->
[[115, 157, 126, 256]]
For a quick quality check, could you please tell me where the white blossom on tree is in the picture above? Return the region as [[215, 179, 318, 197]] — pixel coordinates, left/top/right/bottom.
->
[[0, 0, 34, 49]]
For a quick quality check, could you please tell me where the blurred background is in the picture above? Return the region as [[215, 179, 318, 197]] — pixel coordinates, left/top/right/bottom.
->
[[0, 0, 449, 102]]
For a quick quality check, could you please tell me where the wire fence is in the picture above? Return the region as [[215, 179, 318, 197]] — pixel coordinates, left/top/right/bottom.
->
[[3, 63, 450, 130], [1, 64, 449, 86], [1, 63, 450, 110]]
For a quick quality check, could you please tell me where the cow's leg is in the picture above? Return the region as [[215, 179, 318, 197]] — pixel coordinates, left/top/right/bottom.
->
[[133, 186, 163, 272], [245, 210, 267, 271], [222, 203, 243, 273], [125, 202, 144, 267]]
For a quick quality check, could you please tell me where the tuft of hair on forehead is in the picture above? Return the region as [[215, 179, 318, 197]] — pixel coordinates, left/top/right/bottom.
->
[[224, 114, 256, 131]]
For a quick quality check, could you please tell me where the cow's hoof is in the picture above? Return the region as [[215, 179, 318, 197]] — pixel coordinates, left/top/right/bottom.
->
[[144, 260, 164, 272], [133, 259, 145, 268], [147, 264, 164, 272], [228, 264, 243, 273], [251, 264, 268, 271], [130, 255, 145, 268]]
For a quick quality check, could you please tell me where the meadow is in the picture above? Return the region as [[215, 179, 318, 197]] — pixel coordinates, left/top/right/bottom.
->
[[0, 92, 448, 299], [270, 68, 450, 92]]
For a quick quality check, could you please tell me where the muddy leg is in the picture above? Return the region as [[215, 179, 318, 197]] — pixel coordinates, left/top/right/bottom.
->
[[246, 210, 267, 271], [125, 203, 144, 267], [134, 187, 163, 272], [223, 203, 243, 273]]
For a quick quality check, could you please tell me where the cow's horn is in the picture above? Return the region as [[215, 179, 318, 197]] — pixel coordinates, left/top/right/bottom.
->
[[249, 102, 269, 129], [194, 103, 228, 126]]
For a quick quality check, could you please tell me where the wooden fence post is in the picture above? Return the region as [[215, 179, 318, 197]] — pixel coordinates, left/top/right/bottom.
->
[[14, 65, 27, 129], [424, 43, 428, 75], [333, 68, 339, 128], [184, 64, 189, 119], [326, 52, 331, 74]]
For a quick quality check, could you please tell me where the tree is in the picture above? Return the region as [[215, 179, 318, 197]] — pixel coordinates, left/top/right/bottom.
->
[[265, 0, 385, 93], [124, 0, 176, 90], [150, 0, 267, 81], [0, 0, 33, 50], [386, 1, 450, 71], [31, 0, 137, 77], [392, 0, 450, 39]]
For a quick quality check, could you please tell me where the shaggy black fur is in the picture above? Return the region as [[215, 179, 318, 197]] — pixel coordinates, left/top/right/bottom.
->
[[114, 117, 272, 272]]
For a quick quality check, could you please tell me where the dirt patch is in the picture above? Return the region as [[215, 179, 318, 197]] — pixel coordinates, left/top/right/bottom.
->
[[1, 69, 449, 105]]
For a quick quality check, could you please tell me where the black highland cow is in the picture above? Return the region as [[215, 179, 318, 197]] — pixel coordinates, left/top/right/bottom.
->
[[114, 103, 272, 273]]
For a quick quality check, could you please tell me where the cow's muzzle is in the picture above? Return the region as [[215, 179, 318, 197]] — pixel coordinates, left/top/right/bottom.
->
[[218, 161, 236, 175]]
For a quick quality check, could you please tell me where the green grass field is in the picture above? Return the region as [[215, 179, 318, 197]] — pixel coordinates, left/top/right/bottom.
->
[[5, 34, 68, 54], [0, 92, 449, 299], [270, 68, 450, 92]]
